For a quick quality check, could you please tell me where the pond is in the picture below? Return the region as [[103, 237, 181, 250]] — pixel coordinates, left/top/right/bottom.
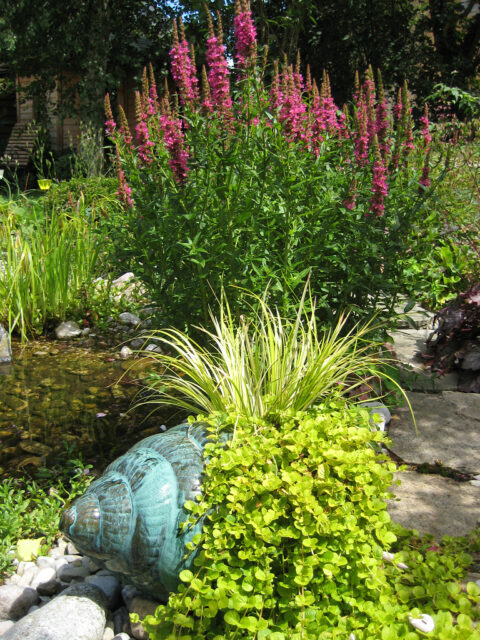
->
[[0, 340, 182, 478]]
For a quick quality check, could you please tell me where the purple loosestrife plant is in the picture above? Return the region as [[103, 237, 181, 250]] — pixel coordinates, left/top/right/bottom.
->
[[106, 13, 446, 329], [370, 139, 388, 216]]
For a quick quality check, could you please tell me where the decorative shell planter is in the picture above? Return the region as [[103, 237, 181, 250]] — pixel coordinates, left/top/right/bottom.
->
[[60, 422, 210, 600]]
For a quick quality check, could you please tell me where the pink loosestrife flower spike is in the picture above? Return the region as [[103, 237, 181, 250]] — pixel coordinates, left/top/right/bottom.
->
[[370, 143, 388, 216], [159, 114, 190, 183], [234, 0, 257, 69], [169, 19, 199, 107], [205, 12, 234, 128]]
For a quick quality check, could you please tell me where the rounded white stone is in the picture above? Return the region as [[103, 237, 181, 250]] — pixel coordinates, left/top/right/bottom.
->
[[30, 567, 57, 590], [120, 346, 133, 359], [103, 624, 115, 640], [18, 567, 37, 587], [55, 557, 68, 572], [409, 614, 435, 633], [36, 556, 56, 570], [16, 561, 35, 578]]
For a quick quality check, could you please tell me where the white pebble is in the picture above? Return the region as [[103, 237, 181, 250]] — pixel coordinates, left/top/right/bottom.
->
[[470, 480, 480, 487], [16, 561, 35, 577], [63, 554, 83, 564], [120, 346, 133, 359], [19, 566, 37, 586], [382, 551, 395, 563], [55, 557, 69, 572], [36, 555, 56, 570], [103, 625, 115, 640], [409, 614, 435, 633], [30, 567, 57, 590]]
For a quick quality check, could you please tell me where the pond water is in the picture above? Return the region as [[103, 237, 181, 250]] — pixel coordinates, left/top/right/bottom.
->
[[0, 340, 182, 478]]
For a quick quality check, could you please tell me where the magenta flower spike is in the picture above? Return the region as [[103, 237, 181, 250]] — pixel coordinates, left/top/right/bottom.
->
[[234, 0, 257, 70], [169, 19, 199, 107], [344, 179, 357, 210], [115, 146, 133, 208], [278, 65, 307, 144], [370, 142, 388, 216], [420, 104, 432, 149], [205, 12, 234, 126], [159, 114, 190, 183], [104, 94, 116, 137], [309, 80, 324, 155], [269, 60, 283, 110], [354, 93, 369, 167], [419, 148, 431, 189]]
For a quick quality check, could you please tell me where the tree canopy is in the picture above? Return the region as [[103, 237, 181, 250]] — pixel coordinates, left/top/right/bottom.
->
[[1, 0, 478, 131], [0, 0, 173, 127]]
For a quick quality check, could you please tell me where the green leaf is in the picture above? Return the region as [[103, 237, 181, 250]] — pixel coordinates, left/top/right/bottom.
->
[[179, 570, 194, 583], [224, 610, 240, 627]]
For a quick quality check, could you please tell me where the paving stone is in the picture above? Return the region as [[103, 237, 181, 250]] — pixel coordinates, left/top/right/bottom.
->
[[388, 391, 480, 474], [388, 471, 480, 538], [390, 328, 434, 371]]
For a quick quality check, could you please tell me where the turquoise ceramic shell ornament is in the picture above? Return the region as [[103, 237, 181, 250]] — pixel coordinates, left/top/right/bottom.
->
[[60, 422, 210, 599]]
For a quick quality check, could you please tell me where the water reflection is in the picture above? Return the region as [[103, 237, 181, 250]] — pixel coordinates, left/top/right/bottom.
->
[[0, 341, 180, 478]]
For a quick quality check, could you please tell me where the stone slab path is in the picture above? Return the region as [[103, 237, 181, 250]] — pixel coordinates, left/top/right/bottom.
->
[[385, 319, 480, 539], [388, 471, 480, 538], [388, 391, 480, 475]]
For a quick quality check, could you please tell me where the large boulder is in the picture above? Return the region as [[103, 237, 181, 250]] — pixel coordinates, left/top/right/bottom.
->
[[0, 583, 107, 640], [0, 584, 38, 621]]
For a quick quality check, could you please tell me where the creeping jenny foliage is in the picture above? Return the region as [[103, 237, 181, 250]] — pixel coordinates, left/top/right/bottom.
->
[[140, 405, 480, 639]]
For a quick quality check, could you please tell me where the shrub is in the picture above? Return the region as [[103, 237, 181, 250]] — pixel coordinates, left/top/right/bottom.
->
[[42, 177, 119, 217], [107, 4, 442, 329]]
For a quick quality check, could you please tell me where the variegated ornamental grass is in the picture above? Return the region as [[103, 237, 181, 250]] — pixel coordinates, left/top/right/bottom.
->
[[139, 286, 411, 423]]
